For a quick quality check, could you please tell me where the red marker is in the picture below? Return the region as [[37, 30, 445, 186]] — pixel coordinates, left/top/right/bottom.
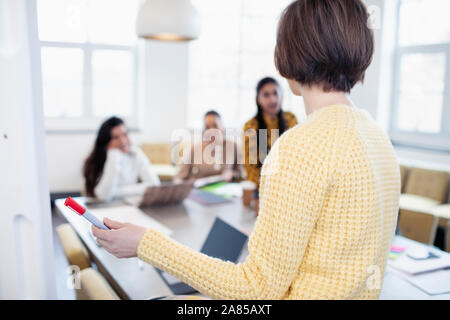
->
[[64, 197, 110, 230]]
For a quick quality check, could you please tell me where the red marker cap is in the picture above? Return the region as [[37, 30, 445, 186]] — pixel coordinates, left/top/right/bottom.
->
[[64, 197, 86, 215]]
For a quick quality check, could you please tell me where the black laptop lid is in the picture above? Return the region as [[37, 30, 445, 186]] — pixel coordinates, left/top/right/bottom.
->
[[155, 217, 249, 296], [200, 217, 248, 262]]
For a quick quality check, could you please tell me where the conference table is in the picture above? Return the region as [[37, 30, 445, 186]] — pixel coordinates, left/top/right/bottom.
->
[[55, 196, 450, 300]]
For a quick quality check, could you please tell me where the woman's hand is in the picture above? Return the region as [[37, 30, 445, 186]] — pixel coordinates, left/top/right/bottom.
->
[[92, 218, 148, 258]]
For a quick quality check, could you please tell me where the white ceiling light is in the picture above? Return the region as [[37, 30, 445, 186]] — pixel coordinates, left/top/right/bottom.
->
[[136, 0, 201, 41]]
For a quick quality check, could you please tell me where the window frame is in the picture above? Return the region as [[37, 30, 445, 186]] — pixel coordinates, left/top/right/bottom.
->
[[390, 0, 450, 152], [187, 0, 301, 130], [36, 0, 143, 133]]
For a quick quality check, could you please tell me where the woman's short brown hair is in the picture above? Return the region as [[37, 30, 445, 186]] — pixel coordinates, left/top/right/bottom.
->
[[275, 0, 374, 93]]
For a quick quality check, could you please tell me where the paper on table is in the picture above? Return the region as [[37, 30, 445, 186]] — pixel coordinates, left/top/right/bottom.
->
[[123, 195, 143, 207], [409, 269, 450, 295], [388, 247, 450, 275], [89, 205, 173, 236], [387, 266, 450, 295]]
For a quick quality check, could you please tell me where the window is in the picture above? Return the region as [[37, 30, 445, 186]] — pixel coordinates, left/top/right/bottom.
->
[[36, 0, 141, 131], [187, 0, 304, 129], [391, 0, 450, 151]]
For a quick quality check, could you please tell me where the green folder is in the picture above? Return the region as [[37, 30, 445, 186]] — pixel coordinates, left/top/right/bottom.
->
[[200, 182, 233, 199]]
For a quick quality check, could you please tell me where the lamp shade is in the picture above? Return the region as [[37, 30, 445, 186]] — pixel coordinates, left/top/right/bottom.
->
[[136, 0, 201, 41]]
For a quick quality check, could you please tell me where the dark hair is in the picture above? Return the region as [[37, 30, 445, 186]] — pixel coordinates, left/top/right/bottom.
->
[[274, 0, 374, 93], [83, 116, 125, 197], [255, 77, 286, 167], [204, 110, 221, 118]]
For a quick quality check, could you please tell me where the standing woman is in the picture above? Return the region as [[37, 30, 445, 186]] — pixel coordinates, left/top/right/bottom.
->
[[92, 0, 400, 299], [243, 77, 298, 191], [83, 116, 160, 202]]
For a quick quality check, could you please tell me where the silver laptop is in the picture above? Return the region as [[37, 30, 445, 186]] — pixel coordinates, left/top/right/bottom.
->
[[124, 182, 193, 207]]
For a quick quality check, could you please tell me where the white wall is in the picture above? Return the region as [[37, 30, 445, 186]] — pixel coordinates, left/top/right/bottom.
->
[[351, 0, 384, 119], [1, 0, 56, 299], [45, 41, 189, 192], [141, 41, 189, 141], [351, 0, 396, 132]]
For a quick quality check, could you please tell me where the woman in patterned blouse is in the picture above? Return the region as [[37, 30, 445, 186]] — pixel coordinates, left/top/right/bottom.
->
[[243, 77, 298, 191]]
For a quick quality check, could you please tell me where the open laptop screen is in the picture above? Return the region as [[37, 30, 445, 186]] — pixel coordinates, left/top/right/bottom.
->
[[156, 217, 248, 295], [200, 217, 248, 261]]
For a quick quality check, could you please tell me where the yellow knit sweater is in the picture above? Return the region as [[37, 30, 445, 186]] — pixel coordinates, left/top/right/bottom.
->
[[138, 104, 401, 299]]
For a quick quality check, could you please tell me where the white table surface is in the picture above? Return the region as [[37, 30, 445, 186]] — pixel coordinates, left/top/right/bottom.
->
[[55, 197, 450, 300], [380, 236, 450, 300]]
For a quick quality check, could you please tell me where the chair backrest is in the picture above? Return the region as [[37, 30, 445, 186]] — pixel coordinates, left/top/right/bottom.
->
[[404, 168, 449, 203], [447, 182, 450, 204], [447, 220, 450, 253], [398, 210, 439, 245], [141, 143, 173, 165], [77, 268, 120, 300], [399, 165, 408, 194], [56, 223, 91, 270]]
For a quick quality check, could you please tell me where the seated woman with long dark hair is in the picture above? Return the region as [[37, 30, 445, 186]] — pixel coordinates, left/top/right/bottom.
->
[[83, 117, 160, 202]]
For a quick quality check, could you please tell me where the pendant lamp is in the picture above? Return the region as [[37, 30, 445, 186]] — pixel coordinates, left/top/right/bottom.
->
[[136, 0, 201, 41]]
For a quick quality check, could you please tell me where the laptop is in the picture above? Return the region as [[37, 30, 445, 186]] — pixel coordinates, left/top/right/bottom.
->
[[155, 217, 248, 295], [124, 181, 193, 207]]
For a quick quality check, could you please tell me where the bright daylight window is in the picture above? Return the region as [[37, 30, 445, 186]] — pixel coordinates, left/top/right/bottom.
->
[[391, 0, 450, 151], [36, 0, 141, 131], [187, 0, 305, 129]]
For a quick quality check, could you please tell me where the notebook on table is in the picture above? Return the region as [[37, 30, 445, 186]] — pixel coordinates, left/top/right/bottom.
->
[[188, 189, 231, 206]]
